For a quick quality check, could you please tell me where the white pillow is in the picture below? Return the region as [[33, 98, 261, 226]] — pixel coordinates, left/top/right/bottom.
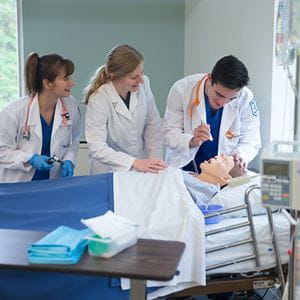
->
[[209, 174, 268, 217]]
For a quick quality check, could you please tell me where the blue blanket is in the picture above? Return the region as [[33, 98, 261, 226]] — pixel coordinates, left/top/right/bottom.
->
[[0, 173, 129, 299]]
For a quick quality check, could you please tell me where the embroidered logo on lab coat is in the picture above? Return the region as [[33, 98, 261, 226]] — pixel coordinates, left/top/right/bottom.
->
[[250, 99, 258, 116]]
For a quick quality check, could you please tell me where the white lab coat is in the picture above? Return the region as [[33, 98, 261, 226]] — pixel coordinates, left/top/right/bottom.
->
[[85, 75, 163, 174], [0, 94, 81, 183], [164, 73, 261, 168]]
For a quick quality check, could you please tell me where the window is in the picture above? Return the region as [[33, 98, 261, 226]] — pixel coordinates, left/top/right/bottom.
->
[[0, 0, 18, 110]]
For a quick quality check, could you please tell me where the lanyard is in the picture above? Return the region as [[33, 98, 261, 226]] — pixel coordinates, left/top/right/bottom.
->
[[23, 96, 69, 140]]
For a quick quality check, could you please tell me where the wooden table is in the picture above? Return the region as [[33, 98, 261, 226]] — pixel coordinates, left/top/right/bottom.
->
[[0, 229, 185, 300]]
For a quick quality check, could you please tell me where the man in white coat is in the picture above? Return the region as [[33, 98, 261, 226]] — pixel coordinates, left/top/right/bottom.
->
[[164, 55, 261, 176]]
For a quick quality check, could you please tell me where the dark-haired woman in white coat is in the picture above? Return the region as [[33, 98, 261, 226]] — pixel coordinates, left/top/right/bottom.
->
[[0, 53, 81, 183]]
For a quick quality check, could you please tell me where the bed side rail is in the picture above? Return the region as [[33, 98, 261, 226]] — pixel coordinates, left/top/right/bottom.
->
[[204, 183, 285, 293], [205, 184, 261, 271]]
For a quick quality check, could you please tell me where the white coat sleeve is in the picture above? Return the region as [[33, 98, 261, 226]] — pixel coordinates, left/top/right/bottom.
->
[[163, 81, 197, 167], [234, 95, 261, 163], [85, 94, 135, 170], [61, 98, 81, 164], [0, 106, 32, 171], [142, 76, 163, 159]]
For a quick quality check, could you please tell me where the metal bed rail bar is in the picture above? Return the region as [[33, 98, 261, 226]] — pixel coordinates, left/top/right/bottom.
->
[[205, 204, 247, 217], [206, 238, 253, 254], [206, 254, 256, 271], [244, 185, 261, 267], [266, 206, 285, 293], [205, 221, 249, 236]]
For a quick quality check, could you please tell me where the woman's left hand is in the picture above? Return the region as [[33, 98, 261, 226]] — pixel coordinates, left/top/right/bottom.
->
[[60, 160, 74, 177], [132, 158, 167, 173]]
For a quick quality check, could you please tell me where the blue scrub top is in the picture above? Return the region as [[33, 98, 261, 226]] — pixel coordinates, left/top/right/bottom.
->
[[183, 92, 223, 173], [32, 115, 53, 181]]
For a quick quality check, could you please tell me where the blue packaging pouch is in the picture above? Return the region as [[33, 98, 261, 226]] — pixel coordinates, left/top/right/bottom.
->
[[28, 225, 90, 264]]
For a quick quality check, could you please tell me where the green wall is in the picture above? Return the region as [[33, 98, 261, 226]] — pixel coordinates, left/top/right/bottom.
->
[[22, 0, 184, 120]]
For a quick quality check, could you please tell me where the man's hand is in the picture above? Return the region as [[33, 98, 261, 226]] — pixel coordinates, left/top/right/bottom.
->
[[189, 123, 212, 148], [229, 153, 247, 178]]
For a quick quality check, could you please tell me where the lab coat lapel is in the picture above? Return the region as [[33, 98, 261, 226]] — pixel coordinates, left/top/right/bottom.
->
[[129, 92, 138, 113], [107, 82, 134, 123], [52, 99, 63, 135], [29, 95, 42, 140]]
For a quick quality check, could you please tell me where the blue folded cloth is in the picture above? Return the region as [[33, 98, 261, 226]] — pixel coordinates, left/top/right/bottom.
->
[[28, 226, 90, 264]]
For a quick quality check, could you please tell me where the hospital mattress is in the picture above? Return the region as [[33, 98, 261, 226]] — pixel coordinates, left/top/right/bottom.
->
[[205, 212, 290, 274]]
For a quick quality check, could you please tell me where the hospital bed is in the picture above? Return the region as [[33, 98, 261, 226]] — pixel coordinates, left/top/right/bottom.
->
[[0, 170, 290, 299], [162, 185, 289, 299]]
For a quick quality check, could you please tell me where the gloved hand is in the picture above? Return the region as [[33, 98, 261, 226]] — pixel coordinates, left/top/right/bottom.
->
[[29, 154, 53, 171], [60, 160, 74, 177]]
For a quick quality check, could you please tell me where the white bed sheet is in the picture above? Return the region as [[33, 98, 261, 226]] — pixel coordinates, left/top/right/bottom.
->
[[113, 167, 206, 291]]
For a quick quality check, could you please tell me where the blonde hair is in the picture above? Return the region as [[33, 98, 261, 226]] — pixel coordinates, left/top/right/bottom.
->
[[84, 44, 143, 104], [25, 52, 74, 96]]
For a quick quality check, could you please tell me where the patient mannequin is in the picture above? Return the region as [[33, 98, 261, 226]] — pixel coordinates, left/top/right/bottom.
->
[[196, 155, 235, 187]]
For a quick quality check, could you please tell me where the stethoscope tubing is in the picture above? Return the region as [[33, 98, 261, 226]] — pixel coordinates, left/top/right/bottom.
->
[[23, 95, 69, 140]]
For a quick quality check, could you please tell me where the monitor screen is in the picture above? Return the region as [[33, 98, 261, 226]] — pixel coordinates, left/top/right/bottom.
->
[[263, 161, 289, 177]]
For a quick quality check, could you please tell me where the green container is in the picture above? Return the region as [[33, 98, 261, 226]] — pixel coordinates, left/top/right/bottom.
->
[[85, 226, 138, 258], [88, 235, 110, 256]]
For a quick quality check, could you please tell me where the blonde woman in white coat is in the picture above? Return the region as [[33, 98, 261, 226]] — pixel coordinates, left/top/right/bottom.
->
[[84, 44, 166, 174], [0, 53, 81, 183]]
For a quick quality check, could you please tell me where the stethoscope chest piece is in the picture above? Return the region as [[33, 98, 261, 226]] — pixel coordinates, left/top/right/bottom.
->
[[225, 129, 235, 139], [62, 112, 70, 121], [225, 129, 243, 140], [22, 131, 30, 140]]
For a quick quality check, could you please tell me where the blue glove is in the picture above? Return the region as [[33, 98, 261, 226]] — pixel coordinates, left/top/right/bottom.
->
[[60, 160, 74, 177], [29, 154, 53, 171]]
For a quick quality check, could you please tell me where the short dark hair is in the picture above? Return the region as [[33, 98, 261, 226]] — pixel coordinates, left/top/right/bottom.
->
[[211, 55, 249, 90]]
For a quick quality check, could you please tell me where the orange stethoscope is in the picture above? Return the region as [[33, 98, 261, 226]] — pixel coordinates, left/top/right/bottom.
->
[[23, 96, 70, 140], [188, 73, 209, 118], [188, 74, 240, 140]]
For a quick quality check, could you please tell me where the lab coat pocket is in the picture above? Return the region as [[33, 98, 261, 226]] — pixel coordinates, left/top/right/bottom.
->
[[223, 136, 239, 153], [56, 125, 72, 158], [62, 125, 73, 148]]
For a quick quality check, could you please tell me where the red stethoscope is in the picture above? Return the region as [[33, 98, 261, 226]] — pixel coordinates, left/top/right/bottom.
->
[[22, 96, 70, 140]]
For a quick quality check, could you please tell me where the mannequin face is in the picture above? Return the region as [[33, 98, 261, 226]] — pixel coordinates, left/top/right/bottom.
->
[[200, 155, 234, 178]]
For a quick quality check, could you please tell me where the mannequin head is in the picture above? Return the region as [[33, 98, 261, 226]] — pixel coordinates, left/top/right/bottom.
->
[[197, 155, 234, 186]]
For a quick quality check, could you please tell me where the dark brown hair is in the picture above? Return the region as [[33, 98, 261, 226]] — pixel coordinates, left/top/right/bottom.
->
[[25, 52, 74, 95]]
